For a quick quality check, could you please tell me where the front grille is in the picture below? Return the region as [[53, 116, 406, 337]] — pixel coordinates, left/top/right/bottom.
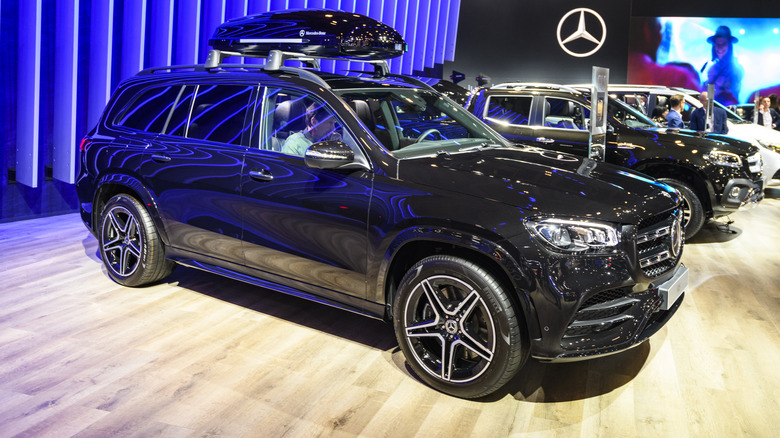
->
[[636, 208, 683, 278]]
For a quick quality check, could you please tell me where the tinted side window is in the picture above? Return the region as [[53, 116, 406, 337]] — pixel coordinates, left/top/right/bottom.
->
[[485, 96, 532, 126], [616, 93, 650, 116], [543, 98, 589, 130], [165, 86, 196, 137], [114, 85, 183, 133], [260, 88, 346, 156], [187, 85, 255, 145]]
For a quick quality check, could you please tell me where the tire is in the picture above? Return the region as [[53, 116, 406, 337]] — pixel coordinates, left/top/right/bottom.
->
[[393, 255, 527, 399], [659, 178, 705, 240], [99, 194, 175, 287]]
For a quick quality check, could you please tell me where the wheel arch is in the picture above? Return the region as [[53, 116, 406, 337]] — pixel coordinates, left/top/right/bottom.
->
[[93, 174, 169, 245], [634, 161, 714, 216], [378, 227, 541, 343]]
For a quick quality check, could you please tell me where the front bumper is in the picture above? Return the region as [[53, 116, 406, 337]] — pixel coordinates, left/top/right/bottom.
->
[[530, 263, 688, 362], [717, 177, 763, 213]]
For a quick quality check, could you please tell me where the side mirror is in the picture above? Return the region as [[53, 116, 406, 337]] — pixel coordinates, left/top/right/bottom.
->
[[304, 141, 354, 169]]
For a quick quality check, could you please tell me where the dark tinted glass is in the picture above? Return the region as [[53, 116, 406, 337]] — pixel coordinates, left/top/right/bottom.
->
[[187, 85, 255, 145], [485, 96, 532, 126], [165, 86, 196, 137], [114, 85, 183, 133], [544, 98, 589, 130]]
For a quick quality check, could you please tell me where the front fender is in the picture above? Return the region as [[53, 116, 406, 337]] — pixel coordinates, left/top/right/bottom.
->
[[373, 225, 539, 336]]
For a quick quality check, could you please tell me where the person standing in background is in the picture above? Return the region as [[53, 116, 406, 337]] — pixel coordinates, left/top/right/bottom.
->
[[690, 91, 729, 134], [666, 94, 685, 129], [756, 96, 780, 130], [702, 26, 744, 106]]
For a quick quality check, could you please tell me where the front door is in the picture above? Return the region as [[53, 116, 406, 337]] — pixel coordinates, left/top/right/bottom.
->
[[238, 87, 373, 300]]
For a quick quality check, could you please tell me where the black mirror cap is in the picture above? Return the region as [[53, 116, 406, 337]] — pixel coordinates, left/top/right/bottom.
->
[[304, 141, 354, 169]]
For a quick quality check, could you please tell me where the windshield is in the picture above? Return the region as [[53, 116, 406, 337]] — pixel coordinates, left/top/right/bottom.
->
[[606, 98, 659, 129], [688, 92, 746, 123], [336, 88, 511, 158], [714, 100, 746, 122]]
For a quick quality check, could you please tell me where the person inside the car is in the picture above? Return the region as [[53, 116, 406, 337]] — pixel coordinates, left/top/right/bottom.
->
[[281, 103, 342, 156]]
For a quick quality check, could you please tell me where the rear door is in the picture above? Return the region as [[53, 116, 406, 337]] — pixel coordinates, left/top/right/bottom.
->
[[136, 83, 257, 265], [531, 96, 591, 156]]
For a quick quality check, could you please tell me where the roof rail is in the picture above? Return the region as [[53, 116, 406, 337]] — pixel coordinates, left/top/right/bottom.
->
[[203, 48, 403, 89], [491, 82, 581, 93], [140, 49, 429, 92]]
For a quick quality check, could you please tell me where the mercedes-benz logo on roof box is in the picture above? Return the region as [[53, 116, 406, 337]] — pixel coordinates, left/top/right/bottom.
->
[[557, 8, 606, 57]]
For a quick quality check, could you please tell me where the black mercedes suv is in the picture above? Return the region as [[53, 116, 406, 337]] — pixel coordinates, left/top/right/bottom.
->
[[76, 10, 687, 399], [467, 83, 764, 239]]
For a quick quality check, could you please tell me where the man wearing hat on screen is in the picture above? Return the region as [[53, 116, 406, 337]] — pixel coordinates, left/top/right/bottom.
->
[[702, 25, 744, 106]]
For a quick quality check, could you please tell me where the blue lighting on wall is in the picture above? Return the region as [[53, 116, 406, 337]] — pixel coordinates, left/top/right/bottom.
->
[[0, 0, 461, 221]]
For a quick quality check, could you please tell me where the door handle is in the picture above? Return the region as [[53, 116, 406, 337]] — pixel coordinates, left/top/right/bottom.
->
[[248, 169, 274, 182], [151, 153, 171, 163], [535, 137, 555, 144]]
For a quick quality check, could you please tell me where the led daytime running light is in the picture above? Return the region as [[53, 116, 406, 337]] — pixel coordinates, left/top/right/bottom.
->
[[528, 219, 619, 252], [705, 150, 742, 168]]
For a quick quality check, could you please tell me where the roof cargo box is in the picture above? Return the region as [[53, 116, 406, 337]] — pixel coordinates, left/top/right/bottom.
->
[[208, 9, 407, 60]]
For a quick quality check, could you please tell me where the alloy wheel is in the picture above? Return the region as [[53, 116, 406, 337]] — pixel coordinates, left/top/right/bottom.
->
[[102, 206, 142, 277], [402, 275, 496, 383]]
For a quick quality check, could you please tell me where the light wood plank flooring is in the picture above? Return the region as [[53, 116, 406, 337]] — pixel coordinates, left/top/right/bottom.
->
[[1, 197, 779, 437]]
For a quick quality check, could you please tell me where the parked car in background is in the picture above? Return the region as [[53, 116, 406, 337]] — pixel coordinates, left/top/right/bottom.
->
[[467, 83, 763, 238], [75, 10, 689, 400], [600, 84, 780, 185]]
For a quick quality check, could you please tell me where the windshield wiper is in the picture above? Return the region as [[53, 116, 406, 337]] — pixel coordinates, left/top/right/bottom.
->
[[458, 142, 506, 152]]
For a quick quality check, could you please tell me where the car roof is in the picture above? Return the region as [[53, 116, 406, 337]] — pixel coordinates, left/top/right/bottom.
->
[[131, 64, 425, 92]]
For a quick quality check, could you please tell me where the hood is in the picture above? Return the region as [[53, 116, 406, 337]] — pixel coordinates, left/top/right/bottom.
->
[[397, 147, 680, 225], [641, 127, 756, 156]]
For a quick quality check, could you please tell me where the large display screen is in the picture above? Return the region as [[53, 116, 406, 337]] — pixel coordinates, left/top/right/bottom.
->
[[628, 16, 780, 105]]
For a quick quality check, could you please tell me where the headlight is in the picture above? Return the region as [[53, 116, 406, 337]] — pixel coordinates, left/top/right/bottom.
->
[[526, 218, 620, 253], [704, 150, 742, 168]]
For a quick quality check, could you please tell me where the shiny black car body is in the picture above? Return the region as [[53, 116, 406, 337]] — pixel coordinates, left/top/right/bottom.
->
[[467, 84, 764, 238], [76, 10, 687, 399]]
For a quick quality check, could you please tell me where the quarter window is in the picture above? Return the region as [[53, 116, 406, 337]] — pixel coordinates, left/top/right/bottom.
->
[[114, 85, 183, 133]]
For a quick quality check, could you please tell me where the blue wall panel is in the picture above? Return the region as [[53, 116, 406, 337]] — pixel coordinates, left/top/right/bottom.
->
[[53, 0, 79, 184], [0, 0, 461, 221], [149, 0, 174, 68], [16, 0, 41, 188]]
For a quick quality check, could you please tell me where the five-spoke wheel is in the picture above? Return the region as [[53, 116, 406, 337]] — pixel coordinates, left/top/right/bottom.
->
[[99, 194, 174, 286], [393, 255, 526, 398]]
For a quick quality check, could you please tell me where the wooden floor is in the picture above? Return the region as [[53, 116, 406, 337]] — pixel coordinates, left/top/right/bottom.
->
[[1, 197, 779, 438]]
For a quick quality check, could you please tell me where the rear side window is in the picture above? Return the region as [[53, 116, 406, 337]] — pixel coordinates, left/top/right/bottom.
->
[[114, 85, 183, 133], [485, 96, 532, 126], [164, 86, 196, 137], [187, 85, 255, 145]]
